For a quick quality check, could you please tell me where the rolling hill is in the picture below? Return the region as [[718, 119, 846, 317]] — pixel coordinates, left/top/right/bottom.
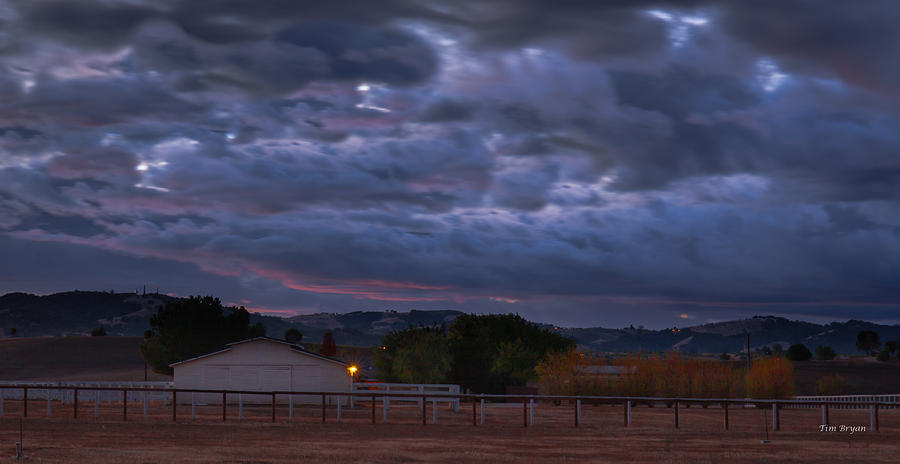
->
[[2, 291, 899, 354]]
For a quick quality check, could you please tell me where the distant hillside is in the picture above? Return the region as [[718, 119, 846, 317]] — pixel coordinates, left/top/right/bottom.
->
[[0, 290, 461, 347], [3, 291, 899, 354], [561, 316, 900, 354]]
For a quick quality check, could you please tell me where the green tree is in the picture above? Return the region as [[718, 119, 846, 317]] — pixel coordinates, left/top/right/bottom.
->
[[814, 345, 837, 360], [284, 328, 303, 344], [856, 330, 881, 355], [91, 325, 107, 336], [140, 296, 266, 374], [786, 343, 812, 361], [447, 314, 575, 393], [375, 325, 451, 383]]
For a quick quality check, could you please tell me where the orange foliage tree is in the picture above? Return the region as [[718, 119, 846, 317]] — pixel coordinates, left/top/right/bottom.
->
[[535, 349, 603, 395], [616, 353, 744, 398], [538, 350, 745, 398], [745, 357, 794, 398]]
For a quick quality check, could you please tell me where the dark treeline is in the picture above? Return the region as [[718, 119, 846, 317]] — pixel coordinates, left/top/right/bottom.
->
[[374, 313, 574, 394]]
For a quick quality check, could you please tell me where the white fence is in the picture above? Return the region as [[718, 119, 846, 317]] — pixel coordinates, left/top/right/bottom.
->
[[0, 381, 173, 404], [790, 394, 900, 409], [350, 382, 460, 412]]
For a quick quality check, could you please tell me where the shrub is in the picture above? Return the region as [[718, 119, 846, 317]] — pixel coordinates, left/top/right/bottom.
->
[[90, 325, 107, 336], [284, 328, 303, 343], [786, 343, 812, 361], [814, 345, 837, 360], [876, 349, 890, 362], [816, 374, 848, 395], [746, 357, 794, 399], [719, 353, 731, 361]]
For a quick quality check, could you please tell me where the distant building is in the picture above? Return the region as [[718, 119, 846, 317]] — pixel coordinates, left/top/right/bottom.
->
[[170, 337, 352, 404]]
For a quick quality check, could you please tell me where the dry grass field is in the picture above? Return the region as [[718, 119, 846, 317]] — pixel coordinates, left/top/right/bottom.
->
[[0, 398, 897, 463], [0, 337, 170, 381]]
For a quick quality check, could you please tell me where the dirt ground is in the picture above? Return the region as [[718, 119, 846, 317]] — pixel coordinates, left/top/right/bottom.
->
[[1, 399, 897, 463]]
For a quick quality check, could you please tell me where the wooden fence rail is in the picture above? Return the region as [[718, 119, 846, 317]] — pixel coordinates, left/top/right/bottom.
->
[[0, 384, 896, 432]]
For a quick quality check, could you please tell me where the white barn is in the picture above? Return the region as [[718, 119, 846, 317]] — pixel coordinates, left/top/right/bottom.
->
[[170, 337, 352, 404]]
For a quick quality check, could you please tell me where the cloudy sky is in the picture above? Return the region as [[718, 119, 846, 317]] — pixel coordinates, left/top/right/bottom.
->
[[1, 1, 899, 328]]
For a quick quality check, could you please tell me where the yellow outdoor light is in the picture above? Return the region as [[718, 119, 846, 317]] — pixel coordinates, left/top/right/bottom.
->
[[348, 365, 358, 375]]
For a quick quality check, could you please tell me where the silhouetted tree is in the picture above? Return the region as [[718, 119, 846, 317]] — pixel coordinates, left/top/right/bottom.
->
[[886, 340, 900, 354], [814, 345, 837, 360], [876, 349, 890, 362], [140, 296, 266, 374], [284, 328, 303, 344], [320, 330, 337, 357], [447, 313, 574, 394], [375, 325, 450, 383], [786, 343, 812, 361], [91, 325, 107, 336], [856, 330, 881, 355]]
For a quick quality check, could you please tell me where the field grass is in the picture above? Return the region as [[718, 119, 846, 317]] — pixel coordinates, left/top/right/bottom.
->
[[0, 399, 897, 463], [792, 359, 900, 395], [0, 336, 170, 381]]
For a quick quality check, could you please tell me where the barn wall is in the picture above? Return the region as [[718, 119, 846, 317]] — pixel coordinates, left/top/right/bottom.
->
[[173, 340, 350, 404]]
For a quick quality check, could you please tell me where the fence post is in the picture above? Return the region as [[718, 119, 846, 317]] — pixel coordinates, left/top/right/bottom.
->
[[289, 394, 293, 423], [574, 399, 580, 427], [272, 392, 276, 423], [385, 384, 390, 413], [480, 395, 485, 425], [191, 393, 196, 420], [529, 399, 534, 426], [222, 391, 227, 422], [625, 400, 631, 427], [23, 387, 28, 418], [433, 398, 437, 424], [723, 402, 729, 430], [372, 395, 376, 424], [143, 391, 147, 420], [472, 396, 477, 426], [821, 403, 828, 426], [871, 404, 879, 432], [122, 389, 127, 421], [47, 389, 52, 417], [522, 399, 527, 427], [674, 400, 679, 429], [239, 393, 243, 420], [321, 394, 326, 424], [73, 389, 78, 419], [95, 390, 99, 419], [1, 388, 4, 417], [422, 395, 426, 426], [336, 395, 342, 423], [172, 391, 176, 422], [772, 401, 779, 431]]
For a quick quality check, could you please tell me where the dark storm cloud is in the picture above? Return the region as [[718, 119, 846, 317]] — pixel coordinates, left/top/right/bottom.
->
[[2, 0, 900, 327], [717, 0, 900, 95]]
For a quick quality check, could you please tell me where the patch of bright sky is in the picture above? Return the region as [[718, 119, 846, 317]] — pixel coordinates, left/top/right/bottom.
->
[[756, 58, 790, 92], [134, 183, 170, 192], [354, 81, 391, 112], [646, 9, 709, 47]]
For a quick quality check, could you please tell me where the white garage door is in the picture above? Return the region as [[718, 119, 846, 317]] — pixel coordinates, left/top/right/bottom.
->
[[262, 366, 291, 391], [230, 366, 259, 390]]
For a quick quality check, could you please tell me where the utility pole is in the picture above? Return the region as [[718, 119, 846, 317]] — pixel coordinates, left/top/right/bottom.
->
[[746, 330, 751, 371]]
